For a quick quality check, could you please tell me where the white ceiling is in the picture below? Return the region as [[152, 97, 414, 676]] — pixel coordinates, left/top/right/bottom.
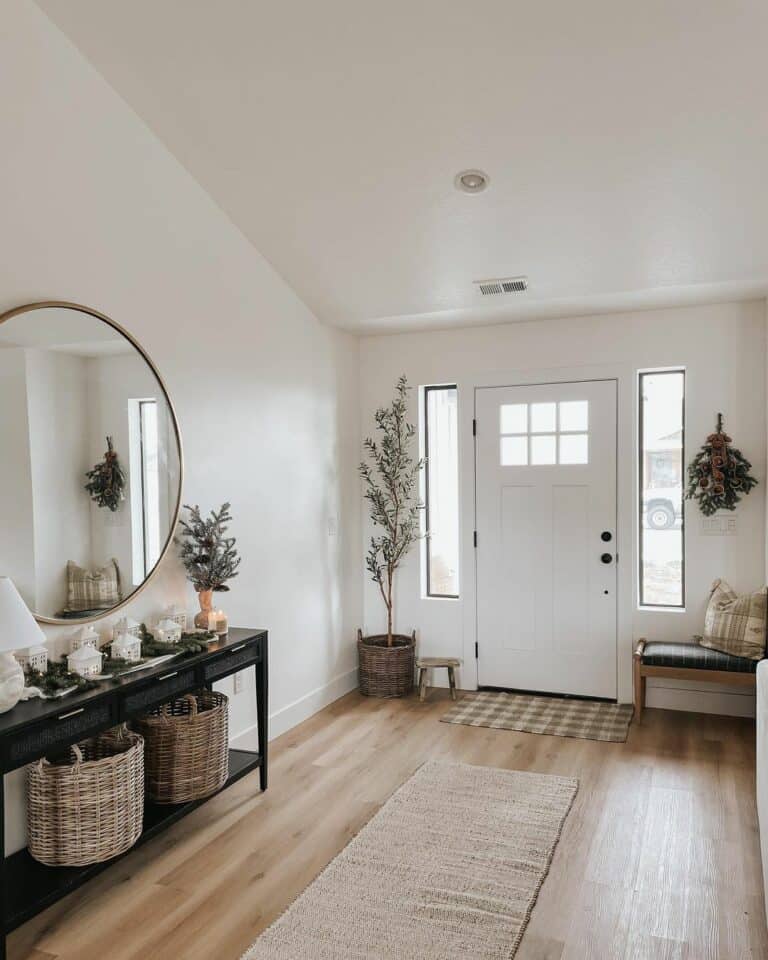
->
[[37, 1, 768, 332]]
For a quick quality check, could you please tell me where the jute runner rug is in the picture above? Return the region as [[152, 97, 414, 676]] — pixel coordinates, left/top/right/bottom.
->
[[242, 761, 577, 960], [441, 691, 634, 742]]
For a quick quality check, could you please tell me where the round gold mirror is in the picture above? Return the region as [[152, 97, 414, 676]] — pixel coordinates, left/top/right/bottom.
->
[[0, 301, 183, 624]]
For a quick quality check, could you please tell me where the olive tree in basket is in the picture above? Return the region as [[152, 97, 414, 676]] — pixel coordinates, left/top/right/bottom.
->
[[358, 375, 424, 697]]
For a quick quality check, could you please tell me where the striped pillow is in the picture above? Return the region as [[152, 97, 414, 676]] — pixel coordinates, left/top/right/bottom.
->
[[64, 559, 122, 613], [698, 578, 767, 661]]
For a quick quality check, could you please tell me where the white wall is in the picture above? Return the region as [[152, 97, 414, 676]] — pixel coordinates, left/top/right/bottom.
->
[[25, 348, 92, 615], [0, 350, 36, 607], [361, 300, 766, 716], [1, 1, 361, 853]]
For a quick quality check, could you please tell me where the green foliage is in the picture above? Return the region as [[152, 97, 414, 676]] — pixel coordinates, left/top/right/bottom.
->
[[176, 502, 241, 592], [359, 375, 424, 643], [685, 414, 758, 516], [84, 436, 126, 512], [26, 660, 98, 697]]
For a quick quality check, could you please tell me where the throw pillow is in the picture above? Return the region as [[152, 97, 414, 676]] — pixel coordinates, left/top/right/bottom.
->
[[698, 578, 767, 661], [64, 559, 122, 613]]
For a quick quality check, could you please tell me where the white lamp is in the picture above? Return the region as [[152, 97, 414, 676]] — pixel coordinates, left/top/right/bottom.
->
[[0, 578, 46, 713]]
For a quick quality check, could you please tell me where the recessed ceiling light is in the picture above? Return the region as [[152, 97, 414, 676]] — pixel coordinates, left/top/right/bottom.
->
[[455, 169, 489, 194]]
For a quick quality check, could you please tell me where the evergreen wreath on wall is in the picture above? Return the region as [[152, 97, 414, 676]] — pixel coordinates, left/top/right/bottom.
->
[[685, 413, 758, 516], [84, 436, 126, 512]]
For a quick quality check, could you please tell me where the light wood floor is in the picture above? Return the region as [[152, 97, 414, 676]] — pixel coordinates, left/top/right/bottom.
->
[[10, 691, 767, 960]]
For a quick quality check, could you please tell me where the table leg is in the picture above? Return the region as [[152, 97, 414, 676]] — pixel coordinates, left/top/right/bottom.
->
[[1, 773, 6, 960], [448, 666, 457, 701], [256, 644, 268, 791], [418, 668, 428, 701]]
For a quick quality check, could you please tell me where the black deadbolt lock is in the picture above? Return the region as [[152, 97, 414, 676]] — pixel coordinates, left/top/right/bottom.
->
[[600, 553, 613, 564], [601, 531, 612, 542]]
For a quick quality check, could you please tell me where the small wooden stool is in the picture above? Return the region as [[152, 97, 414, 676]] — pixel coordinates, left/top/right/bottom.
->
[[416, 657, 461, 701]]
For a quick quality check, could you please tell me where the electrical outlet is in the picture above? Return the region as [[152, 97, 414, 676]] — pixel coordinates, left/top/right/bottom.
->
[[233, 671, 243, 695]]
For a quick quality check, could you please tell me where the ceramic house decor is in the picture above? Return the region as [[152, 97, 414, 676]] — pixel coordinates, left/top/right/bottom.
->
[[160, 604, 187, 632], [110, 632, 142, 663], [15, 644, 48, 675], [112, 616, 142, 642], [156, 618, 183, 645], [71, 625, 100, 653], [67, 645, 103, 678]]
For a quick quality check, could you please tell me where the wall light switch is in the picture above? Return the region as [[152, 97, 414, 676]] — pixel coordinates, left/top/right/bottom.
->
[[701, 515, 737, 536]]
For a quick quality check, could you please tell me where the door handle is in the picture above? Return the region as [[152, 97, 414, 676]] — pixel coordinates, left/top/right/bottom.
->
[[600, 553, 613, 564], [601, 531, 612, 542]]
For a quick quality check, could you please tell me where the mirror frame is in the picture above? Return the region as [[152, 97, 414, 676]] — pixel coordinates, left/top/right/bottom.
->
[[0, 300, 184, 625]]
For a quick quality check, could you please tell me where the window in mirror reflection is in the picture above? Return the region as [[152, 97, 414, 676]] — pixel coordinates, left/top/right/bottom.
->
[[129, 399, 161, 584]]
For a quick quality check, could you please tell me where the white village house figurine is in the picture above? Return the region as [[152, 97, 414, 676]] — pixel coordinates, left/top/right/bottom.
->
[[110, 632, 142, 663], [156, 618, 183, 645], [71, 625, 100, 653], [67, 644, 103, 678], [15, 644, 48, 675], [159, 603, 187, 632], [112, 615, 142, 642]]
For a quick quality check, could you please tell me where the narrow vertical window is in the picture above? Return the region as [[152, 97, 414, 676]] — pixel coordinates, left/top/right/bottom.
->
[[424, 385, 459, 597], [129, 398, 161, 584], [639, 370, 685, 607]]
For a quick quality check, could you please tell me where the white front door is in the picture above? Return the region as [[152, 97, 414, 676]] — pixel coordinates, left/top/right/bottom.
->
[[475, 380, 617, 698]]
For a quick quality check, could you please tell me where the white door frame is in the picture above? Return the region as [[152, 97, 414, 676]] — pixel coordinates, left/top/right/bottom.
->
[[458, 362, 635, 703]]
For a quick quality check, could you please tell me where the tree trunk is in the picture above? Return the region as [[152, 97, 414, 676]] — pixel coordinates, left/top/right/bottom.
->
[[386, 567, 394, 645]]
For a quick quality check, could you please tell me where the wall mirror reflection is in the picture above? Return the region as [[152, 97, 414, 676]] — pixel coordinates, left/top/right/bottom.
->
[[0, 302, 182, 623]]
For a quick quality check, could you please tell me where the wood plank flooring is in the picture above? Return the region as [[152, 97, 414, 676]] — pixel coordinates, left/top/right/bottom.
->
[[9, 691, 767, 960]]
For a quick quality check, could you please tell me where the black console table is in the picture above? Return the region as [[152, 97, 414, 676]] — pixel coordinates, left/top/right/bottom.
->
[[0, 627, 267, 960]]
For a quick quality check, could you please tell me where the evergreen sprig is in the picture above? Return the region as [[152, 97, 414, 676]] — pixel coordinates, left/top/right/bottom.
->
[[176, 503, 241, 592], [359, 375, 424, 645], [84, 436, 126, 512], [685, 414, 758, 516]]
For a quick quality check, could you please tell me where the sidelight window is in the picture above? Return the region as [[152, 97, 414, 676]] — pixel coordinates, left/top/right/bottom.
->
[[424, 385, 459, 598], [638, 369, 685, 608]]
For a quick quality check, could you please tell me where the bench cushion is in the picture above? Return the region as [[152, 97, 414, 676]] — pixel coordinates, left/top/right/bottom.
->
[[642, 641, 760, 674]]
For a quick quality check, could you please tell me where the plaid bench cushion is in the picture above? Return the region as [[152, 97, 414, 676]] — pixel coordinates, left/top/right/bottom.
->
[[642, 641, 760, 674]]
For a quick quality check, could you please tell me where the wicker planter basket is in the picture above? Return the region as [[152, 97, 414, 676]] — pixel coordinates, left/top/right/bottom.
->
[[27, 726, 144, 867], [357, 629, 416, 698], [134, 690, 228, 804]]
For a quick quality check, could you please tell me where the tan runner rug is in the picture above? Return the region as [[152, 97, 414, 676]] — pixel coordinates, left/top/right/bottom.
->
[[441, 691, 634, 742], [242, 761, 577, 960]]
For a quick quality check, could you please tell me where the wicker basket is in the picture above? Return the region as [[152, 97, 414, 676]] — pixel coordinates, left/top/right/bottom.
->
[[27, 726, 144, 867], [135, 690, 228, 804], [357, 629, 416, 698]]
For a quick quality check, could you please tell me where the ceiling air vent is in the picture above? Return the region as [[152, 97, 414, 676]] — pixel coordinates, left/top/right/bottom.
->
[[474, 276, 528, 296]]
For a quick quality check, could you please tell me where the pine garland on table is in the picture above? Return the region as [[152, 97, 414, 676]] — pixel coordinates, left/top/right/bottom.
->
[[685, 413, 758, 516], [84, 436, 126, 511]]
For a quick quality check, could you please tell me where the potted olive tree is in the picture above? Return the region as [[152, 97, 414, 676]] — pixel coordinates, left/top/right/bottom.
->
[[358, 375, 424, 697]]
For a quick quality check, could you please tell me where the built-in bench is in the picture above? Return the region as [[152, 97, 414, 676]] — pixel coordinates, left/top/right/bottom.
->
[[633, 638, 760, 721]]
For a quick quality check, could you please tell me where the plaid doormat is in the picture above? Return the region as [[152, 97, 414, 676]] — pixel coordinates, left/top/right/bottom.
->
[[441, 691, 634, 742]]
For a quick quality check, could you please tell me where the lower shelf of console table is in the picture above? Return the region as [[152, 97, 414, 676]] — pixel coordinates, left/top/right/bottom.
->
[[0, 627, 268, 960], [4, 748, 261, 933]]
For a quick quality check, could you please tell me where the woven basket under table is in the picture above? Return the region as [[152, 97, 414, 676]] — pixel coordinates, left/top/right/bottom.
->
[[27, 726, 144, 867], [134, 690, 229, 804], [357, 630, 416, 698]]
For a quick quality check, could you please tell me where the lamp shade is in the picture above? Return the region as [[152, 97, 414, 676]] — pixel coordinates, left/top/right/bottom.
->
[[0, 578, 46, 652]]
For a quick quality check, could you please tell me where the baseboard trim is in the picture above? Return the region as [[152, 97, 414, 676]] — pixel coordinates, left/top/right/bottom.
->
[[646, 680, 756, 718], [230, 667, 359, 750]]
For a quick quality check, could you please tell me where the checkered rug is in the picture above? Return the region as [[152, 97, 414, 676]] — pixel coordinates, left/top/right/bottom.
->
[[441, 691, 634, 742]]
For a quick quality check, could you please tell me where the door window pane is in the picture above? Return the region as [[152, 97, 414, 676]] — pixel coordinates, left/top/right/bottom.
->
[[559, 400, 588, 432], [531, 402, 556, 433], [639, 370, 685, 607], [500, 403, 527, 434], [424, 385, 459, 597], [501, 435, 528, 466], [531, 435, 556, 465], [559, 434, 588, 464]]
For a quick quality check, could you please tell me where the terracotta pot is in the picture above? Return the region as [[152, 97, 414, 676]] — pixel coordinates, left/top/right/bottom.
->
[[194, 589, 214, 630], [357, 630, 416, 698]]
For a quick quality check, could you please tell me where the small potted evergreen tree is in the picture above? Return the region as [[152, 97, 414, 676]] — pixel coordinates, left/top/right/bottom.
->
[[358, 375, 424, 697]]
